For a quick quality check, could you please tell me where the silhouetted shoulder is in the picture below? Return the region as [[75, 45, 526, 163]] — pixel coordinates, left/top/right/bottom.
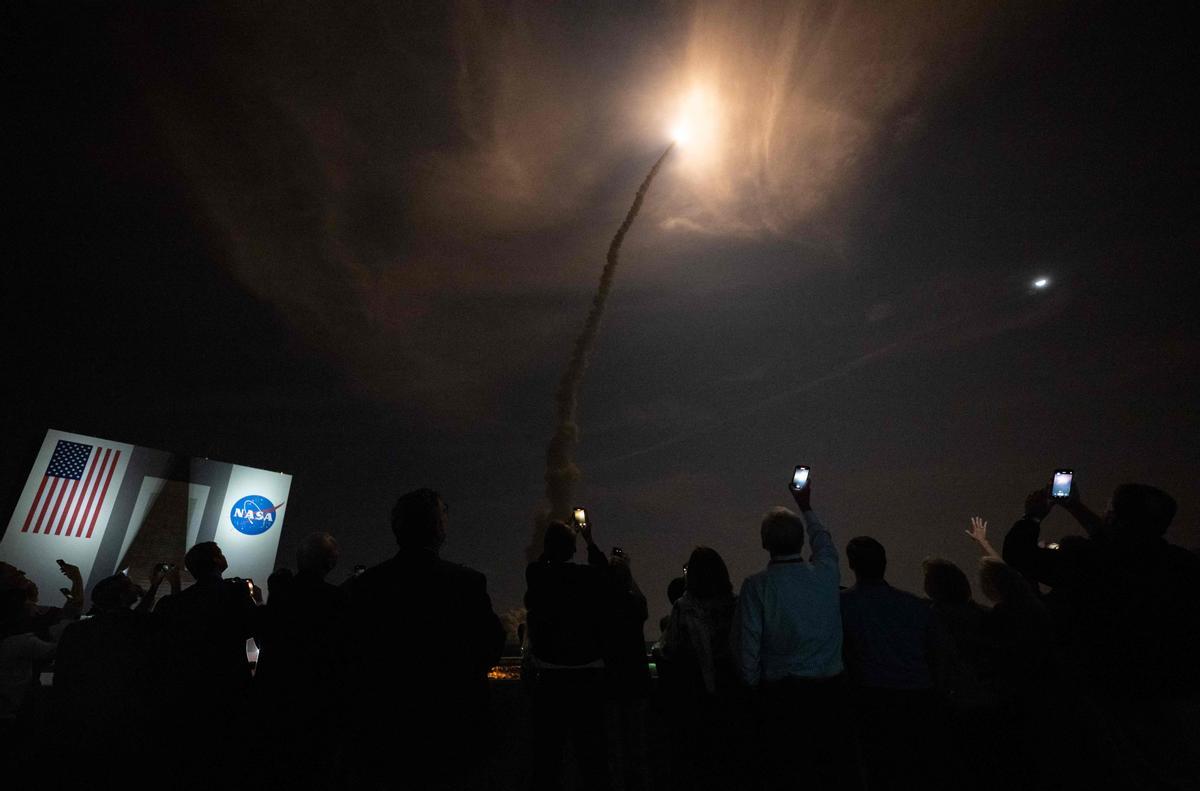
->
[[350, 552, 488, 601], [1167, 543, 1200, 574], [741, 569, 769, 588], [435, 557, 487, 581]]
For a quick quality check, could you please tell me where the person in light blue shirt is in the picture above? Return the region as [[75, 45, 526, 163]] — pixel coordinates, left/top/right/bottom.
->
[[734, 487, 842, 686], [734, 482, 852, 790]]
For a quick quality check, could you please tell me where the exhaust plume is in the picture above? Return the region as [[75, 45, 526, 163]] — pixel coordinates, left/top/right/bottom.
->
[[539, 144, 674, 531]]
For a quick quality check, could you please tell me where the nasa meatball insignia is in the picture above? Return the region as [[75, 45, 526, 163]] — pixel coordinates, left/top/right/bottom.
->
[[229, 495, 284, 536]]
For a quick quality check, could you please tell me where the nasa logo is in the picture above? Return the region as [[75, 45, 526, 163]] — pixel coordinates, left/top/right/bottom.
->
[[229, 495, 283, 536]]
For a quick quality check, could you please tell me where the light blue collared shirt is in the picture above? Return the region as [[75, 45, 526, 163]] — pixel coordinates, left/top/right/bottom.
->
[[734, 509, 843, 685]]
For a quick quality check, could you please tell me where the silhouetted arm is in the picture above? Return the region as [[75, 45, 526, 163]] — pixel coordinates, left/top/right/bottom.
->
[[1061, 483, 1106, 540], [585, 541, 607, 567], [56, 560, 84, 619], [791, 483, 837, 571], [137, 564, 179, 613], [733, 579, 764, 686], [1001, 517, 1065, 587], [804, 510, 838, 571], [577, 519, 606, 567], [1003, 488, 1069, 586]]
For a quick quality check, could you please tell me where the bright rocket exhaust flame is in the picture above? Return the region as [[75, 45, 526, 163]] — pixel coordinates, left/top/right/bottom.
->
[[666, 87, 719, 159]]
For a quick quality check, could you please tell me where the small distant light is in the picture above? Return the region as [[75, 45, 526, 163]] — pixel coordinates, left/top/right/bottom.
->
[[1033, 278, 1049, 289]]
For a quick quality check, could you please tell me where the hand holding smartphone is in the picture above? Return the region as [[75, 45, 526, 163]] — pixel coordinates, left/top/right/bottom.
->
[[1050, 469, 1074, 501], [573, 506, 594, 545]]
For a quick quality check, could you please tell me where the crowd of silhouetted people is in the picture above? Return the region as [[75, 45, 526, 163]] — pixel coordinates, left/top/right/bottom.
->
[[2, 478, 1198, 790]]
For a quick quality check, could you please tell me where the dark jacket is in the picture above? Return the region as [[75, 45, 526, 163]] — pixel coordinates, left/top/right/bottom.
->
[[255, 569, 348, 706], [347, 550, 505, 713], [1003, 517, 1200, 700], [54, 609, 160, 721], [154, 576, 258, 700], [524, 542, 608, 666]]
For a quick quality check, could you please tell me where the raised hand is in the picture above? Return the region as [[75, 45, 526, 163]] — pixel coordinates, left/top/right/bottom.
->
[[790, 480, 813, 512], [964, 516, 1002, 560], [56, 559, 82, 584], [964, 516, 989, 545], [56, 559, 84, 613]]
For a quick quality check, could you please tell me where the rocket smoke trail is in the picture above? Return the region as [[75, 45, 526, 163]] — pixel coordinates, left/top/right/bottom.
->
[[539, 144, 674, 535]]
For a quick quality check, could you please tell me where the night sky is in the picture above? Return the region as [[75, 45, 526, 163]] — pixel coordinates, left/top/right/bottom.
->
[[5, 1, 1197, 629]]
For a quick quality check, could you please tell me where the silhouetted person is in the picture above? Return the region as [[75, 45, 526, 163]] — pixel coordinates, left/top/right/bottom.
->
[[922, 558, 992, 710], [0, 559, 83, 640], [733, 482, 852, 791], [922, 557, 999, 788], [658, 547, 743, 791], [603, 552, 651, 791], [347, 489, 504, 790], [0, 586, 53, 740], [53, 571, 166, 780], [977, 557, 1057, 788], [255, 532, 348, 786], [0, 561, 83, 781], [650, 572, 688, 785], [1004, 482, 1200, 788], [154, 541, 260, 783], [524, 518, 612, 791], [651, 575, 687, 692], [840, 537, 939, 790]]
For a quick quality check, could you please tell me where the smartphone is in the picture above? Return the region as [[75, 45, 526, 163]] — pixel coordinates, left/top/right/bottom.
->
[[1050, 469, 1074, 500], [790, 465, 810, 491], [612, 546, 625, 558], [573, 507, 588, 526]]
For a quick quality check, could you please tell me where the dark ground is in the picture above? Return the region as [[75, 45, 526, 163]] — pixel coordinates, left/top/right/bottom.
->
[[488, 677, 671, 791]]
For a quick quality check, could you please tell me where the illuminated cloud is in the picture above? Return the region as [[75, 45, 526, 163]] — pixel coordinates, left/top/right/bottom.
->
[[646, 2, 997, 237], [147, 1, 1003, 417]]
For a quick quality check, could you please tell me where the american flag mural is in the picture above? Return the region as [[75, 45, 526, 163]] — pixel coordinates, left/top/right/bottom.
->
[[21, 440, 121, 538]]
